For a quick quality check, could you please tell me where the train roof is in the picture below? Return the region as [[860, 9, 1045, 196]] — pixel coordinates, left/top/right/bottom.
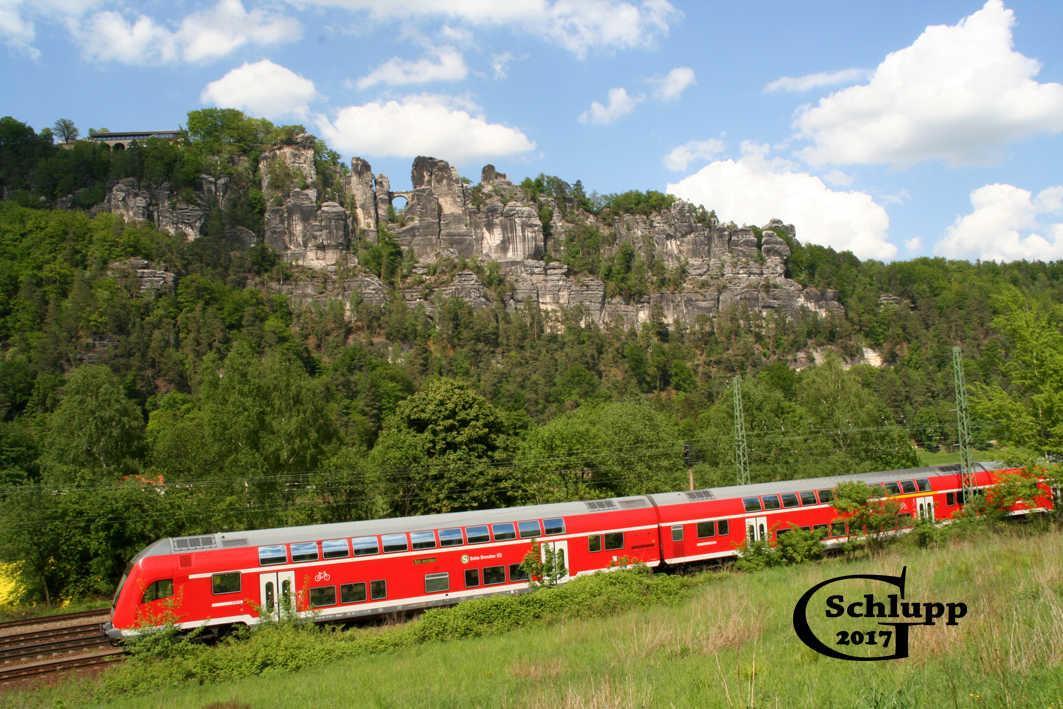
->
[[137, 495, 654, 560], [138, 461, 1005, 561]]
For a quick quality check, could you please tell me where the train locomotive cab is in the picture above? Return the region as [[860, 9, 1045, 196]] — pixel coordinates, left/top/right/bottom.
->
[[106, 538, 187, 640], [107, 539, 173, 642]]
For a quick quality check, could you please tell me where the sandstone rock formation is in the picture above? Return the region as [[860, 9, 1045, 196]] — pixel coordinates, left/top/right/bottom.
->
[[107, 257, 176, 295], [259, 134, 351, 268], [106, 177, 212, 240], [103, 137, 843, 326]]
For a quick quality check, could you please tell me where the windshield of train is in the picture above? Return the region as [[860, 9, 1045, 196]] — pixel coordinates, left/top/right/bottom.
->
[[112, 562, 133, 609]]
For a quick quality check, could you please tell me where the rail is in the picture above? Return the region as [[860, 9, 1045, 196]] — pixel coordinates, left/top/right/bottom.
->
[[0, 610, 124, 688]]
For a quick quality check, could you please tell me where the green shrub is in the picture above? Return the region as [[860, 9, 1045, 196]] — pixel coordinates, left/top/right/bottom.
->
[[734, 540, 782, 571], [600, 190, 676, 216], [775, 526, 825, 564]]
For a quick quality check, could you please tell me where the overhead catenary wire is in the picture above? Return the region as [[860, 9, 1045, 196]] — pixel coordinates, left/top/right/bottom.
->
[[0, 423, 985, 537], [0, 419, 967, 498]]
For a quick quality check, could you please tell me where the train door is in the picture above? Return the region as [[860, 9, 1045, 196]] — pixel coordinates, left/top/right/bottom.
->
[[539, 539, 569, 583], [916, 497, 935, 522], [745, 516, 768, 543], [668, 524, 686, 561], [258, 570, 295, 621]]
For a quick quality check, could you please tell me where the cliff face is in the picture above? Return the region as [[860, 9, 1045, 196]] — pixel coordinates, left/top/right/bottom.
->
[[340, 155, 842, 325], [104, 144, 842, 326], [106, 176, 222, 240], [260, 134, 350, 269]]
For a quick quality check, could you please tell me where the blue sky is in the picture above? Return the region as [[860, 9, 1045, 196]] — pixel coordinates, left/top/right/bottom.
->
[[3, 0, 1063, 262]]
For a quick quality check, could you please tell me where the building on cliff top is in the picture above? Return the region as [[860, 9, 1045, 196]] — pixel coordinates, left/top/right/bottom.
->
[[88, 130, 180, 150]]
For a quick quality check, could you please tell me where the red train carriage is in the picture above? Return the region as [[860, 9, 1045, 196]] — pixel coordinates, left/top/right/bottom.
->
[[108, 497, 660, 638], [106, 462, 1054, 639], [652, 462, 1053, 565]]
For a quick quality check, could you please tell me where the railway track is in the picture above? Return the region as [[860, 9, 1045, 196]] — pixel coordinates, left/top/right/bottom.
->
[[0, 608, 109, 631], [0, 610, 124, 688]]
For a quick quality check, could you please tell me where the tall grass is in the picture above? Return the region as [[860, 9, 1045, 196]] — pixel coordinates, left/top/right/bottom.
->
[[9, 524, 1062, 708]]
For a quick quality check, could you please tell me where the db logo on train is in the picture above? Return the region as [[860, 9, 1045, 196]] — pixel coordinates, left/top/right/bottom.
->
[[792, 567, 968, 661]]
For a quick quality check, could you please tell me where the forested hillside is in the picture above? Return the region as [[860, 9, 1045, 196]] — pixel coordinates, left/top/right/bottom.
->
[[0, 111, 1060, 602]]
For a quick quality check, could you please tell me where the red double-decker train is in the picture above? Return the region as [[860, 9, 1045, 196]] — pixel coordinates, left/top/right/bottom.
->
[[105, 461, 1055, 639]]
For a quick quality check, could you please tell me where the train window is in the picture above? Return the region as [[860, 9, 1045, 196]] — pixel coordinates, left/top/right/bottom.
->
[[211, 572, 240, 595], [381, 534, 408, 553], [831, 521, 847, 537], [322, 539, 349, 559], [410, 531, 436, 550], [814, 524, 829, 536], [717, 520, 729, 536], [604, 533, 624, 550], [886, 483, 901, 495], [588, 535, 602, 552], [492, 523, 516, 541], [352, 537, 379, 556], [781, 494, 800, 508], [762, 495, 781, 511], [901, 480, 917, 494], [696, 521, 714, 538], [776, 528, 789, 539], [291, 542, 319, 563], [799, 491, 817, 505], [483, 566, 505, 585], [141, 579, 173, 603], [466, 525, 490, 544], [259, 545, 286, 566], [424, 572, 449, 593], [439, 528, 463, 547], [672, 525, 684, 542], [309, 586, 336, 608], [509, 564, 529, 582], [543, 518, 565, 535], [742, 497, 762, 512], [916, 479, 931, 492], [464, 569, 480, 587], [341, 583, 366, 603], [370, 580, 386, 600], [817, 489, 834, 503], [518, 520, 542, 538], [946, 492, 955, 505]]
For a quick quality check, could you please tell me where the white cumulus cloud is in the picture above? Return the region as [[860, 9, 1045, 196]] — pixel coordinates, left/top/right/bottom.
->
[[76, 11, 176, 63], [315, 94, 536, 163], [796, 0, 1063, 166], [356, 47, 467, 89], [73, 0, 300, 64], [578, 87, 641, 125], [201, 60, 317, 120], [822, 169, 853, 187], [650, 66, 695, 101], [0, 0, 100, 58], [663, 138, 725, 171], [936, 183, 1063, 262], [295, 0, 678, 58], [0, 0, 39, 57], [905, 237, 923, 252], [763, 68, 869, 94], [666, 143, 896, 260]]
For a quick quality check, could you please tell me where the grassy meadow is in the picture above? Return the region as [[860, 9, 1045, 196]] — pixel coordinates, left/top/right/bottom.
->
[[8, 525, 1062, 708]]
